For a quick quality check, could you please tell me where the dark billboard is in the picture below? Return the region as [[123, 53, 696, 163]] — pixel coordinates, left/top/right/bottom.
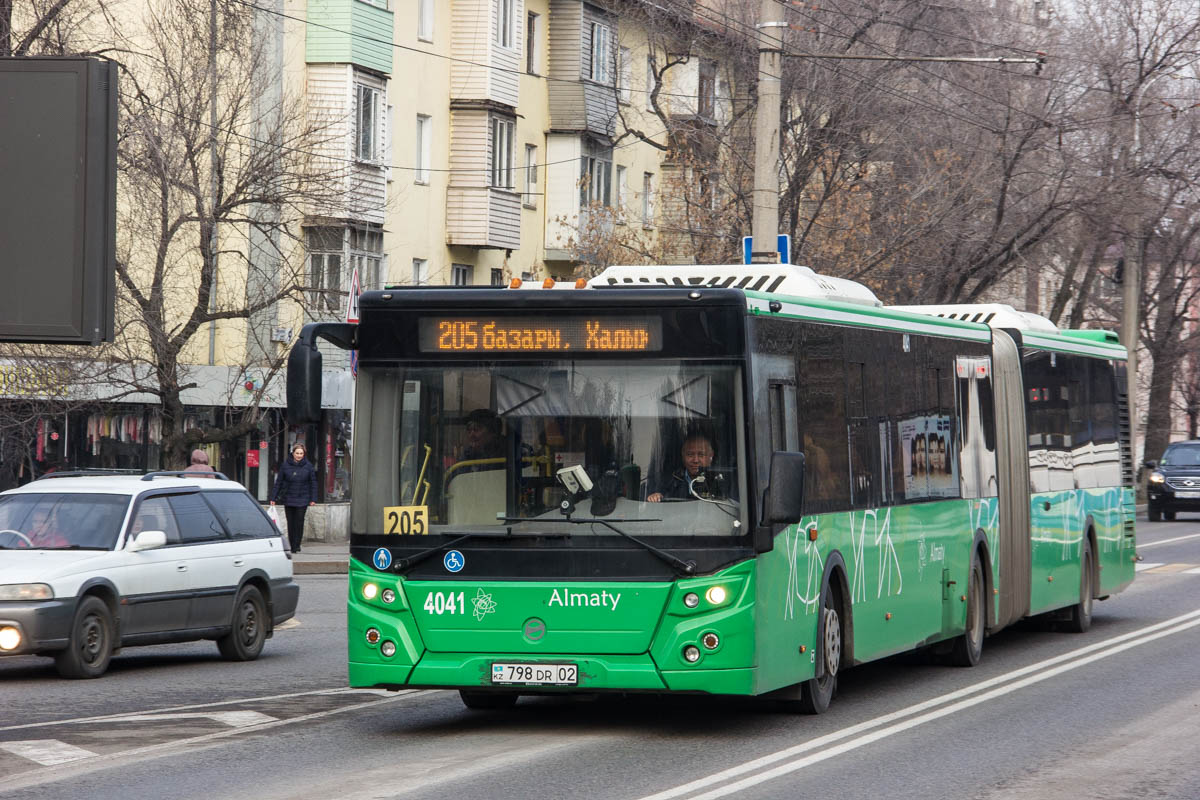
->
[[0, 57, 117, 344]]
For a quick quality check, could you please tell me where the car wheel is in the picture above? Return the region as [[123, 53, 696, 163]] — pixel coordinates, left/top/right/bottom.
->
[[1148, 505, 1162, 522], [55, 596, 114, 679], [949, 551, 985, 667], [217, 585, 267, 661], [459, 690, 519, 710], [1064, 539, 1094, 633], [1163, 511, 1176, 521]]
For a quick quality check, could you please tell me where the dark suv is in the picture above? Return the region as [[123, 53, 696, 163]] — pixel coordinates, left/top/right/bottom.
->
[[1146, 440, 1200, 521]]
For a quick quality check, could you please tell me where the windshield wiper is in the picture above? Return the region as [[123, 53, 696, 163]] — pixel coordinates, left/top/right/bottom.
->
[[501, 515, 696, 576], [389, 530, 511, 573]]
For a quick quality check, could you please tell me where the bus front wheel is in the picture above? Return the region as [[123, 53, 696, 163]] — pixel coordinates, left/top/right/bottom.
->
[[949, 551, 985, 667], [800, 588, 842, 714]]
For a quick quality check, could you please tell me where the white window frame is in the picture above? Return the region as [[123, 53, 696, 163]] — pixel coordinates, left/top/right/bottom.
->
[[355, 83, 381, 163], [615, 164, 627, 219], [645, 54, 657, 109], [698, 60, 717, 119], [590, 22, 613, 85], [418, 0, 434, 42], [491, 268, 505, 286], [307, 227, 345, 315], [526, 11, 540, 74], [412, 258, 428, 286], [350, 227, 384, 291], [415, 114, 431, 184], [452, 263, 474, 286], [495, 0, 515, 49], [642, 172, 654, 227], [523, 144, 538, 207], [581, 155, 612, 208], [617, 47, 632, 103], [491, 117, 515, 189]]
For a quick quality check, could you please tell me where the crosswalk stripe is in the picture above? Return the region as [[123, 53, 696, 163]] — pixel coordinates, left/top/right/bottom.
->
[[0, 740, 96, 765]]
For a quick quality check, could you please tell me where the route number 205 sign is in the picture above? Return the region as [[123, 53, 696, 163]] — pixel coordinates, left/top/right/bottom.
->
[[382, 505, 429, 535]]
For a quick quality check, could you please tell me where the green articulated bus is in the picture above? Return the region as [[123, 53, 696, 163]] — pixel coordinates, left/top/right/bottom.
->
[[286, 264, 1136, 712]]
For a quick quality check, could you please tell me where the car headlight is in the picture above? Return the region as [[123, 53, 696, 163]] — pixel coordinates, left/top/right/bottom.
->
[[0, 583, 54, 601], [1149, 471, 1165, 484]]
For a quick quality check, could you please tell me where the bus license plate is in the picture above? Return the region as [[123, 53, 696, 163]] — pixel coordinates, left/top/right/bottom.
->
[[491, 662, 577, 686], [1175, 490, 1200, 499]]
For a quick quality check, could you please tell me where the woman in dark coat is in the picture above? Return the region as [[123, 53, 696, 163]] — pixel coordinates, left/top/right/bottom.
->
[[271, 443, 317, 553]]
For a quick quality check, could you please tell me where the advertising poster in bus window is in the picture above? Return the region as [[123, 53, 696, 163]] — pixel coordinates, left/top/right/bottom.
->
[[900, 417, 927, 498], [901, 415, 958, 500]]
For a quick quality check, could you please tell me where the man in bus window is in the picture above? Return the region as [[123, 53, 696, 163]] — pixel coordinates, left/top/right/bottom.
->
[[460, 409, 504, 461], [647, 430, 717, 502]]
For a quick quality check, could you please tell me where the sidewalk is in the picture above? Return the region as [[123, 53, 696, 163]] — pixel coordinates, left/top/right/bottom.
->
[[290, 542, 350, 574]]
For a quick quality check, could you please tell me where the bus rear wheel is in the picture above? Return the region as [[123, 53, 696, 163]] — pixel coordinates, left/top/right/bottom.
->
[[459, 690, 519, 710], [949, 551, 984, 667], [1065, 540, 1094, 633], [800, 589, 841, 714]]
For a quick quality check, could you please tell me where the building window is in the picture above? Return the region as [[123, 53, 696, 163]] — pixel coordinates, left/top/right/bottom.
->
[[418, 0, 433, 41], [412, 258, 428, 285], [495, 0, 515, 49], [615, 164, 627, 217], [491, 268, 504, 286], [355, 84, 381, 162], [590, 22, 612, 85], [307, 227, 344, 314], [581, 153, 612, 207], [452, 263, 474, 286], [618, 47, 632, 103], [350, 226, 383, 290], [642, 172, 653, 226], [491, 117, 515, 189], [415, 114, 431, 184], [523, 144, 537, 207], [698, 61, 716, 118], [526, 12, 539, 74]]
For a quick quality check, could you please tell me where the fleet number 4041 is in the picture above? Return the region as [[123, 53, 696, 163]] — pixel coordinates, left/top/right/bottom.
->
[[424, 591, 465, 615]]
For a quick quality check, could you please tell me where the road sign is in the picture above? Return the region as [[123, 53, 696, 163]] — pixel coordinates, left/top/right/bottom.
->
[[742, 234, 790, 265], [345, 267, 361, 324]]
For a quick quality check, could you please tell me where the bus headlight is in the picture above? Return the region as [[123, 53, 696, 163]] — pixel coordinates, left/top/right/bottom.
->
[[0, 626, 21, 651], [705, 586, 727, 605], [381, 588, 396, 604], [380, 640, 397, 657], [682, 645, 701, 663], [362, 583, 379, 600], [683, 592, 700, 608], [1149, 471, 1165, 484]]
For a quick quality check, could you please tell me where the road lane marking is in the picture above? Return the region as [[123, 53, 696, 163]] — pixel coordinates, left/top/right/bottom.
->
[[0, 741, 97, 766], [1135, 562, 1164, 572], [0, 687, 421, 732], [1186, 568, 1200, 575], [1139, 532, 1200, 549], [1142, 563, 1193, 574], [639, 608, 1200, 800], [104, 711, 278, 727], [0, 690, 444, 793]]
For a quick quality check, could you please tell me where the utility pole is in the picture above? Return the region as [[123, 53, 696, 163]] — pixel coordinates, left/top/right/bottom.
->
[[750, 0, 784, 265]]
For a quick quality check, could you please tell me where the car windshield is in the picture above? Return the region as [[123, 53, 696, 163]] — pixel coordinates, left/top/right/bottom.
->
[[1160, 444, 1200, 467], [0, 493, 130, 550], [352, 362, 748, 539]]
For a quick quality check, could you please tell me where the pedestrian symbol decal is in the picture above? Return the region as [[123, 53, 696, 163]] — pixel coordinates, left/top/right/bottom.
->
[[373, 548, 392, 570], [444, 550, 465, 573]]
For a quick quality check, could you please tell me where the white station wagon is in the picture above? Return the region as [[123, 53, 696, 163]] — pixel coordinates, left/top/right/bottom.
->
[[0, 471, 298, 678]]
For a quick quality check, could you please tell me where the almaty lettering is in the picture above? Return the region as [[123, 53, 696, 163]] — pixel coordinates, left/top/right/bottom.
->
[[548, 588, 621, 611]]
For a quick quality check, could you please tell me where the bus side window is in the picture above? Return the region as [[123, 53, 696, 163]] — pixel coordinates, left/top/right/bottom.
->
[[798, 322, 849, 513]]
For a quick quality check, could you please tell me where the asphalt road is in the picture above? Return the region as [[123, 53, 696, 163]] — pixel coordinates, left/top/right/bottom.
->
[[2, 517, 1199, 800]]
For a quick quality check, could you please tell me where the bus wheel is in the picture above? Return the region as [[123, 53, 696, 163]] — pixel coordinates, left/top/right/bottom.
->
[[459, 690, 519, 710], [949, 551, 985, 667], [800, 589, 841, 714], [1065, 540, 1094, 633]]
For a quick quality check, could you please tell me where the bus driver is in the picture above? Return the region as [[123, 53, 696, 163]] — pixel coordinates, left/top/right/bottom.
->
[[647, 431, 717, 502]]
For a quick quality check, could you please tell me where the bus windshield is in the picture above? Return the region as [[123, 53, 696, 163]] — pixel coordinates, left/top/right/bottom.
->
[[352, 361, 748, 540]]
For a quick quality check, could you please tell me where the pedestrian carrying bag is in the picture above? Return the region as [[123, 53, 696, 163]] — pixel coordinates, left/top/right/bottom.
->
[[266, 504, 281, 530]]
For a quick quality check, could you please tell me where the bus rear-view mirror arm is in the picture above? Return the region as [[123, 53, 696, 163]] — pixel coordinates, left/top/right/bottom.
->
[[286, 322, 357, 425]]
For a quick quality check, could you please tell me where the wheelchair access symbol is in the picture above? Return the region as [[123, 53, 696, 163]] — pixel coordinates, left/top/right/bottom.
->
[[373, 548, 392, 570], [444, 550, 465, 573]]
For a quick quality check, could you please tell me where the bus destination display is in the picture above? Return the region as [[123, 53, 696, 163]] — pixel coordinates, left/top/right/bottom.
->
[[419, 316, 663, 353]]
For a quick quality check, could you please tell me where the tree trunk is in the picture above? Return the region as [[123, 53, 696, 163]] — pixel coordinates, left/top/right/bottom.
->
[[1142, 349, 1179, 464]]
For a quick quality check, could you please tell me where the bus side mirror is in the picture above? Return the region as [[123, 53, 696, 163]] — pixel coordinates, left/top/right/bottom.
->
[[763, 451, 805, 524], [1143, 459, 1157, 470], [287, 339, 324, 424]]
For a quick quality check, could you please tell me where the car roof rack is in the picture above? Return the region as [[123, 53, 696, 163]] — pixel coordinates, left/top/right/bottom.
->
[[38, 470, 143, 480], [140, 471, 232, 481]]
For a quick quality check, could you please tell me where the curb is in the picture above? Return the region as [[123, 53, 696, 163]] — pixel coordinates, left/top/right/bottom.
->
[[293, 559, 349, 575]]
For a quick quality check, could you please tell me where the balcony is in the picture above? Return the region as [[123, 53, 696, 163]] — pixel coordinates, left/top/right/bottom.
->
[[306, 0, 393, 76]]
